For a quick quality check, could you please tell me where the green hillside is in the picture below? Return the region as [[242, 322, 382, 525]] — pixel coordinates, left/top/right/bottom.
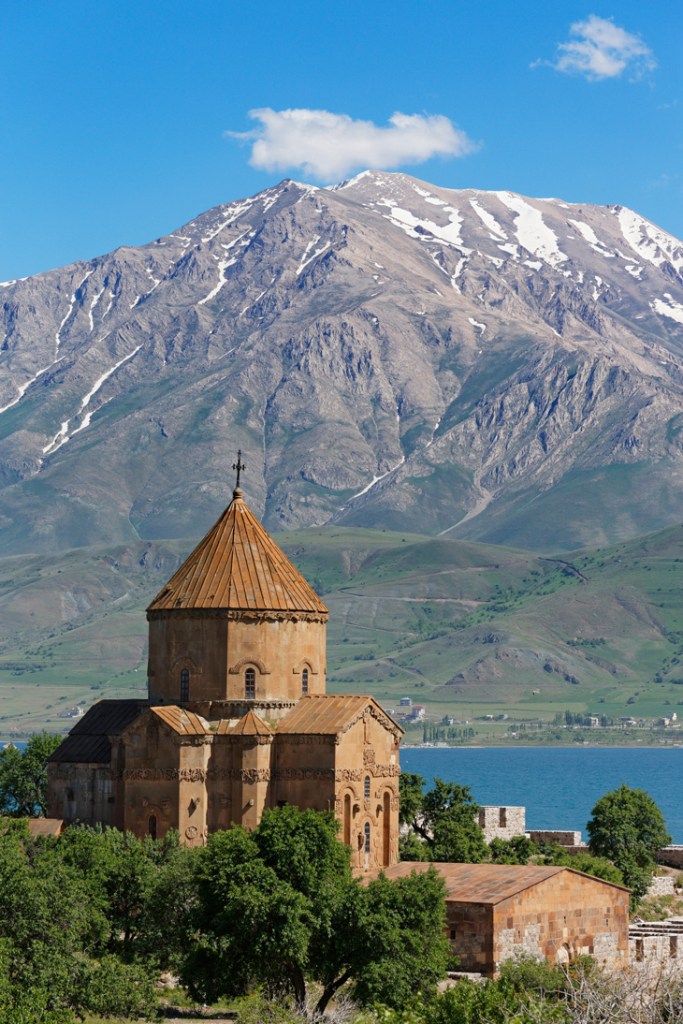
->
[[1, 524, 682, 738]]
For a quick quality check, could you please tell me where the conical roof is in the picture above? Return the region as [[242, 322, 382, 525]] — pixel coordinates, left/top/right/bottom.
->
[[147, 489, 328, 616]]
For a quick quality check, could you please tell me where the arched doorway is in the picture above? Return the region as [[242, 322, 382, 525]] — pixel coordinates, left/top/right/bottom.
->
[[556, 943, 571, 967]]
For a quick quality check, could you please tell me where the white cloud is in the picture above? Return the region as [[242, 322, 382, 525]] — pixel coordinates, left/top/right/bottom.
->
[[537, 15, 656, 81], [227, 108, 478, 181]]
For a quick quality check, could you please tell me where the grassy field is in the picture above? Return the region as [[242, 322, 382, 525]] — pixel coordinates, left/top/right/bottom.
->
[[1, 523, 683, 739]]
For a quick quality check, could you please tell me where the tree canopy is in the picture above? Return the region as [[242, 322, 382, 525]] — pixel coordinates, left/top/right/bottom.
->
[[0, 732, 61, 817], [399, 773, 488, 863], [185, 805, 450, 1017], [587, 784, 670, 905]]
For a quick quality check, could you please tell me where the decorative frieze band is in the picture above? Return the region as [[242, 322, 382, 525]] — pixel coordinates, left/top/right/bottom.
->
[[147, 609, 328, 623], [112, 763, 401, 783]]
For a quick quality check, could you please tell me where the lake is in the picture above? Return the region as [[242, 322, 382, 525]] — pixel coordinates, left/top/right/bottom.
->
[[402, 746, 683, 843]]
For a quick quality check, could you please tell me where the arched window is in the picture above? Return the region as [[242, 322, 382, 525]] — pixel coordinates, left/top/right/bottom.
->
[[364, 775, 371, 800], [302, 668, 309, 695], [180, 668, 190, 702], [382, 791, 391, 866], [364, 821, 371, 853], [149, 814, 157, 841], [343, 793, 351, 846], [245, 667, 256, 700]]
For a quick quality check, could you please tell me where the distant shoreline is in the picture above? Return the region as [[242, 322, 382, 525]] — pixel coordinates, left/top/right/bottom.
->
[[401, 743, 683, 750]]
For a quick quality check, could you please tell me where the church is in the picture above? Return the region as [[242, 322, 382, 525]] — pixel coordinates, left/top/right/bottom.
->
[[47, 465, 402, 871]]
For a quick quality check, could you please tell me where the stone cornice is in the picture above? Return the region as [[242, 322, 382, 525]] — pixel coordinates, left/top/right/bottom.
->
[[147, 609, 328, 624]]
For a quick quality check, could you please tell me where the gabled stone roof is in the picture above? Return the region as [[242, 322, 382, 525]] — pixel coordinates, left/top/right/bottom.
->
[[48, 700, 147, 764], [377, 863, 630, 901], [147, 488, 328, 616], [277, 694, 402, 738], [216, 709, 273, 736], [150, 706, 209, 735]]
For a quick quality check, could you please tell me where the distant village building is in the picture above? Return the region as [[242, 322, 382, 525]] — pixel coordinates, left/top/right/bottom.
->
[[382, 863, 629, 976], [47, 474, 402, 870]]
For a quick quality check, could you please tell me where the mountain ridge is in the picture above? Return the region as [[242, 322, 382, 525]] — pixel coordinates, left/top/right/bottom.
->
[[1, 170, 683, 555]]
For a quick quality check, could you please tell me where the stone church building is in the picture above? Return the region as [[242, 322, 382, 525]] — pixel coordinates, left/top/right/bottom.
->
[[47, 482, 402, 870]]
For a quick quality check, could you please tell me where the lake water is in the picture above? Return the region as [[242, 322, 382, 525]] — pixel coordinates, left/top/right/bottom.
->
[[402, 746, 683, 844]]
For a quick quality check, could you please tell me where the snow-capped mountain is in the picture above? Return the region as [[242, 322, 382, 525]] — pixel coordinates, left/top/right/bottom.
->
[[2, 170, 683, 555]]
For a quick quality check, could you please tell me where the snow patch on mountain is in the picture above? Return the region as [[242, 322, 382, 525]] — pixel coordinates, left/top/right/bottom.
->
[[568, 219, 615, 258], [296, 236, 330, 276], [42, 343, 143, 457], [470, 199, 507, 240], [55, 270, 93, 355], [617, 208, 683, 273], [495, 193, 568, 269], [652, 294, 683, 325], [377, 199, 467, 249]]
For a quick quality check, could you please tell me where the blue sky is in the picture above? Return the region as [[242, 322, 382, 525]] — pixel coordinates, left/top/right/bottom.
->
[[1, 0, 681, 281]]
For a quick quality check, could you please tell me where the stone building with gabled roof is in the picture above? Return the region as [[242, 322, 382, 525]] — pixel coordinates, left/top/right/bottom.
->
[[379, 862, 629, 975], [47, 483, 402, 870]]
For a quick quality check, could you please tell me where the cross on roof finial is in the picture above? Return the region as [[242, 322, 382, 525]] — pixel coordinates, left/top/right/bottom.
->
[[232, 449, 246, 490]]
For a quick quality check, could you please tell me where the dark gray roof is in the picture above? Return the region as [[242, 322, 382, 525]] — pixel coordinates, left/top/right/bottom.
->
[[49, 700, 147, 764]]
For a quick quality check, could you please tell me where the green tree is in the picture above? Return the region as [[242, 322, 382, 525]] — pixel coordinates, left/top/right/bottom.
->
[[587, 784, 671, 906], [489, 835, 537, 864], [185, 806, 449, 1017], [399, 772, 426, 826], [0, 821, 97, 1022], [539, 844, 624, 888], [354, 867, 451, 1010], [0, 733, 61, 816], [51, 824, 186, 961], [401, 776, 488, 863]]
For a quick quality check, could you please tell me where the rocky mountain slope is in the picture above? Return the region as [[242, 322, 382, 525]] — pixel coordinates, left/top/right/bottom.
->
[[2, 171, 683, 555]]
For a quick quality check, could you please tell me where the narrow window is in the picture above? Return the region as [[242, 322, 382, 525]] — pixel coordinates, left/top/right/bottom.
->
[[671, 936, 678, 958], [180, 668, 190, 702], [149, 814, 157, 841], [364, 821, 371, 853], [302, 667, 309, 695], [245, 667, 256, 700], [635, 939, 644, 962], [364, 775, 371, 800], [450, 928, 457, 941], [499, 807, 507, 828], [382, 791, 391, 866]]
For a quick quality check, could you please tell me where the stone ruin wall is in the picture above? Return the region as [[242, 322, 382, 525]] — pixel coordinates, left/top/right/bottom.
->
[[478, 806, 526, 842]]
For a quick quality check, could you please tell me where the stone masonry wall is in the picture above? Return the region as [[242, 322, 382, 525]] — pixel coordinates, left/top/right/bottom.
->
[[656, 846, 683, 868], [445, 902, 493, 974], [630, 923, 683, 970], [646, 875, 676, 898], [478, 806, 526, 842], [492, 870, 628, 974], [528, 830, 582, 846]]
